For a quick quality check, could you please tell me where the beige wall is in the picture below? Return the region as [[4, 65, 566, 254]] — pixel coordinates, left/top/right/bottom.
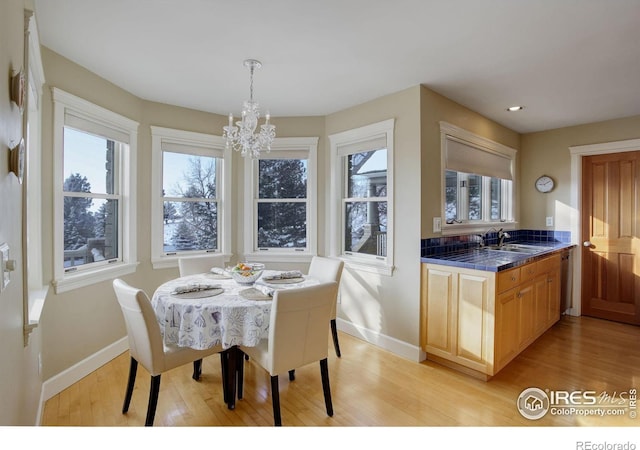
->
[[520, 115, 640, 231], [419, 86, 521, 238], [326, 86, 422, 348]]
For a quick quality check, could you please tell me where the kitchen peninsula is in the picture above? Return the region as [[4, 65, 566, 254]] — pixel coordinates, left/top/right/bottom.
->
[[420, 233, 574, 380]]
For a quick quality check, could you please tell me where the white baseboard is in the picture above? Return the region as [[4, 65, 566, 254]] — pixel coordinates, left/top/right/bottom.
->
[[336, 318, 425, 362], [38, 337, 129, 424]]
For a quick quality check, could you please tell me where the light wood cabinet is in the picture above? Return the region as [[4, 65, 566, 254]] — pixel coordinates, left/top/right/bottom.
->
[[421, 253, 562, 378]]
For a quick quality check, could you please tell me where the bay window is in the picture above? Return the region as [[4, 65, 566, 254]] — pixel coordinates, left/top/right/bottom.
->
[[52, 89, 139, 293], [243, 137, 318, 262], [151, 126, 231, 269], [329, 119, 394, 275]]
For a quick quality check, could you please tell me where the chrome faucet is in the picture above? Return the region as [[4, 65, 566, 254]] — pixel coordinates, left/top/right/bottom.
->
[[498, 228, 511, 247]]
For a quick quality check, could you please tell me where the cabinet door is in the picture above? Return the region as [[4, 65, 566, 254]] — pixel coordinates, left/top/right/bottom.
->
[[546, 268, 561, 328], [456, 273, 491, 364], [517, 282, 536, 348], [425, 268, 456, 354], [533, 274, 551, 337], [495, 289, 520, 372]]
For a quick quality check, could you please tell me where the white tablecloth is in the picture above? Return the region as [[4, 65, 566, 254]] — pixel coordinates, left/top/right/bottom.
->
[[151, 271, 318, 350]]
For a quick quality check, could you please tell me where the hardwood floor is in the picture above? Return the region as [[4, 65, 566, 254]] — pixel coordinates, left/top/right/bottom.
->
[[41, 316, 639, 427]]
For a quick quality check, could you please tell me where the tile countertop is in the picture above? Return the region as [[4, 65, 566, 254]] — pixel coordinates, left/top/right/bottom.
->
[[420, 241, 576, 272]]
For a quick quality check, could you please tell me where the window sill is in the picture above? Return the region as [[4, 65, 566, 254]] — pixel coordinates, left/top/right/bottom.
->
[[441, 222, 518, 236], [53, 262, 139, 294], [341, 257, 394, 276], [28, 285, 50, 325]]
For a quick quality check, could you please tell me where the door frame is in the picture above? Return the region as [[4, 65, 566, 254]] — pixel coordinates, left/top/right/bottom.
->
[[569, 138, 640, 317]]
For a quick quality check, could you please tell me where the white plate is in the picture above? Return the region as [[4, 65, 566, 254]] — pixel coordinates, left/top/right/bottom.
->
[[263, 277, 305, 285], [239, 288, 272, 301], [171, 288, 224, 299]]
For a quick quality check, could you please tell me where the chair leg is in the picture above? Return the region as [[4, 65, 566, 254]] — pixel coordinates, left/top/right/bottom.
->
[[122, 357, 138, 414], [320, 358, 333, 417], [220, 352, 229, 404], [145, 374, 161, 426], [331, 319, 341, 357], [237, 348, 244, 400], [288, 369, 295, 381], [270, 375, 282, 426], [192, 359, 202, 381]]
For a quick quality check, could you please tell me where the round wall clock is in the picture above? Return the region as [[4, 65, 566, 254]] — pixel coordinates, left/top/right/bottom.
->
[[10, 138, 25, 184], [535, 175, 554, 193]]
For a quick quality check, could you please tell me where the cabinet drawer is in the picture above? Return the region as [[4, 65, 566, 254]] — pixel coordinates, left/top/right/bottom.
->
[[520, 262, 538, 283], [497, 267, 520, 293], [537, 253, 561, 273]]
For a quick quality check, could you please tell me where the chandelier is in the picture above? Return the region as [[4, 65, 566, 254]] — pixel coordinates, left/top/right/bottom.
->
[[223, 59, 276, 158]]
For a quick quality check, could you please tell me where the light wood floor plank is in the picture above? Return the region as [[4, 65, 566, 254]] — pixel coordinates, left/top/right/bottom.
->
[[41, 316, 639, 427]]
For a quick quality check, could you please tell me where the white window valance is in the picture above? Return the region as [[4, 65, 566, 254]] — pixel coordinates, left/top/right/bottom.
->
[[440, 122, 516, 180]]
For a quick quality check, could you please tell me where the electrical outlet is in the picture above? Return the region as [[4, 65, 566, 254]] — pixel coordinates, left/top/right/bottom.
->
[[433, 217, 442, 233], [546, 216, 554, 227]]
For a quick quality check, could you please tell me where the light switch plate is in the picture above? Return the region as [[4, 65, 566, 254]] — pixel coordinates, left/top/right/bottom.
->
[[0, 243, 9, 290], [433, 217, 442, 233], [546, 216, 554, 227]]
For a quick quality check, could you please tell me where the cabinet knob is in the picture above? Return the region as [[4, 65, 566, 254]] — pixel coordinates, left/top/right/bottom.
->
[[583, 241, 592, 247], [511, 276, 516, 281]]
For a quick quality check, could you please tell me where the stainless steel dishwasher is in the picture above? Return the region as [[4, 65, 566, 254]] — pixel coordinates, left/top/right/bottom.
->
[[560, 248, 573, 315]]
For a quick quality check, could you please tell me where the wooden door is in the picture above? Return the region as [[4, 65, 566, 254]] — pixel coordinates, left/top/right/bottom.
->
[[582, 151, 640, 325]]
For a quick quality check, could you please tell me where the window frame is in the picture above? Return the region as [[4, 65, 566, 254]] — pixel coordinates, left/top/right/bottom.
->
[[440, 121, 517, 235], [52, 88, 139, 293], [329, 119, 395, 276], [242, 137, 318, 263], [150, 126, 231, 269]]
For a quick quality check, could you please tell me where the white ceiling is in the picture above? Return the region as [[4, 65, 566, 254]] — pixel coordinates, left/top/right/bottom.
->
[[33, 0, 640, 134]]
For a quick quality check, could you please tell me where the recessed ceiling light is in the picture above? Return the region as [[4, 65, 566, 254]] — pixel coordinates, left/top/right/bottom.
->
[[507, 105, 524, 112]]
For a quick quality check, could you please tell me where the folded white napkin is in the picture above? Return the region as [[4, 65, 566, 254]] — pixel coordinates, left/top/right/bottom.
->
[[253, 284, 274, 297], [172, 283, 221, 295], [262, 270, 303, 281], [210, 267, 227, 275]]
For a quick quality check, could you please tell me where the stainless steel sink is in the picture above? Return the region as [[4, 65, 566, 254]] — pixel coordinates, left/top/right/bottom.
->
[[488, 243, 554, 254]]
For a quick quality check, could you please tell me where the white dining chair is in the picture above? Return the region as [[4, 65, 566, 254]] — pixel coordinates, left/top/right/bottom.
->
[[308, 256, 345, 357], [178, 253, 226, 378], [112, 278, 224, 426], [178, 253, 225, 276], [240, 281, 339, 426]]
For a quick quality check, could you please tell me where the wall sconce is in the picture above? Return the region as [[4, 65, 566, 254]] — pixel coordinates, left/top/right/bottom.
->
[[10, 69, 25, 113], [9, 138, 25, 184]]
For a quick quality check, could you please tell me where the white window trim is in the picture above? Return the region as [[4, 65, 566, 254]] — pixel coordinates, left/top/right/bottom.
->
[[243, 137, 318, 263], [440, 121, 517, 235], [24, 10, 47, 341], [52, 88, 139, 293], [329, 119, 395, 276], [150, 126, 232, 269]]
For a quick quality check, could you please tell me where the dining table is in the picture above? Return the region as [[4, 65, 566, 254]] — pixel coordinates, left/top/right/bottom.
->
[[150, 268, 320, 409]]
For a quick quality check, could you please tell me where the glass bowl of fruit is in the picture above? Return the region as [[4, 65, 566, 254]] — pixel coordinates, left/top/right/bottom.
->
[[229, 262, 265, 285]]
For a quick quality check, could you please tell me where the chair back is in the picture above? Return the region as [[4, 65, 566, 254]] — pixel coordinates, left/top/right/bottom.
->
[[178, 254, 225, 276], [308, 256, 344, 319], [113, 279, 166, 374], [267, 281, 338, 376]]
